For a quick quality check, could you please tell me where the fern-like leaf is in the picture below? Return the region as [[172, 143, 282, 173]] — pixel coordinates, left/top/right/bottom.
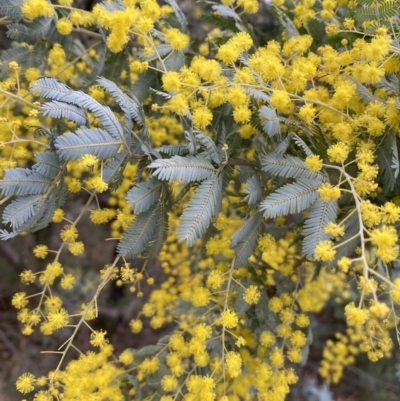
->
[[262, 154, 325, 181], [165, 0, 187, 30], [55, 127, 122, 161], [149, 155, 216, 182], [259, 106, 280, 137], [7, 17, 53, 42], [260, 179, 320, 218], [302, 199, 338, 258], [102, 150, 129, 190], [178, 174, 221, 245], [246, 88, 270, 102], [97, 76, 144, 125], [0, 0, 23, 19], [231, 210, 263, 268], [1, 169, 52, 196], [244, 175, 263, 205], [41, 101, 87, 126], [126, 177, 163, 214], [156, 144, 188, 156], [355, 1, 397, 22], [143, 200, 169, 258], [30, 77, 71, 100], [195, 132, 222, 164], [2, 194, 43, 229], [164, 51, 185, 72], [31, 77, 128, 148], [32, 152, 62, 179], [117, 204, 159, 259], [293, 133, 314, 156]]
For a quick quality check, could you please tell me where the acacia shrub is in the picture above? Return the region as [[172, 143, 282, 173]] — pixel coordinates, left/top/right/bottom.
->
[[1, 0, 400, 400]]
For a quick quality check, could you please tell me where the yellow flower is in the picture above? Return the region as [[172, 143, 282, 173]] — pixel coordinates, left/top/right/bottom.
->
[[327, 143, 350, 163], [324, 222, 345, 237], [206, 270, 225, 289], [304, 155, 323, 172], [60, 225, 78, 243], [164, 28, 189, 51], [52, 208, 64, 223], [260, 330, 275, 347], [90, 329, 109, 347], [191, 287, 211, 307], [56, 18, 73, 35], [314, 240, 336, 261], [161, 375, 178, 391], [269, 347, 284, 368], [337, 256, 352, 272], [192, 106, 213, 129], [20, 270, 36, 285], [318, 183, 341, 201], [47, 308, 69, 330], [162, 71, 181, 93], [290, 330, 307, 348], [16, 372, 35, 394], [269, 297, 283, 313], [119, 350, 134, 365], [243, 285, 261, 304], [61, 274, 76, 289], [345, 302, 369, 326], [21, 0, 54, 20], [269, 90, 293, 114], [233, 105, 251, 123], [220, 309, 239, 328], [33, 244, 48, 259], [68, 241, 85, 256], [225, 351, 242, 378], [12, 292, 28, 309]]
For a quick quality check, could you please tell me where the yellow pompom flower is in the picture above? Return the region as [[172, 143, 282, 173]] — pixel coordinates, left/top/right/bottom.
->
[[337, 256, 352, 272], [327, 143, 350, 163], [68, 241, 85, 256], [206, 270, 225, 289], [33, 244, 48, 259], [162, 71, 181, 93], [16, 372, 35, 394], [220, 309, 238, 328], [52, 208, 64, 223], [12, 292, 28, 309], [90, 329, 109, 347], [233, 105, 251, 123], [304, 155, 323, 172], [269, 347, 284, 368], [192, 106, 213, 129], [269, 90, 293, 114], [87, 176, 109, 193], [260, 330, 275, 347], [56, 18, 73, 35], [60, 225, 78, 243], [243, 285, 261, 304], [290, 330, 307, 348], [314, 240, 336, 261], [225, 351, 242, 377], [191, 287, 211, 307], [318, 183, 341, 201], [164, 28, 189, 51], [47, 308, 69, 330], [61, 274, 76, 289], [345, 302, 369, 326], [324, 222, 345, 237], [21, 0, 54, 20], [161, 375, 178, 391], [119, 350, 134, 365], [268, 297, 283, 313]]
